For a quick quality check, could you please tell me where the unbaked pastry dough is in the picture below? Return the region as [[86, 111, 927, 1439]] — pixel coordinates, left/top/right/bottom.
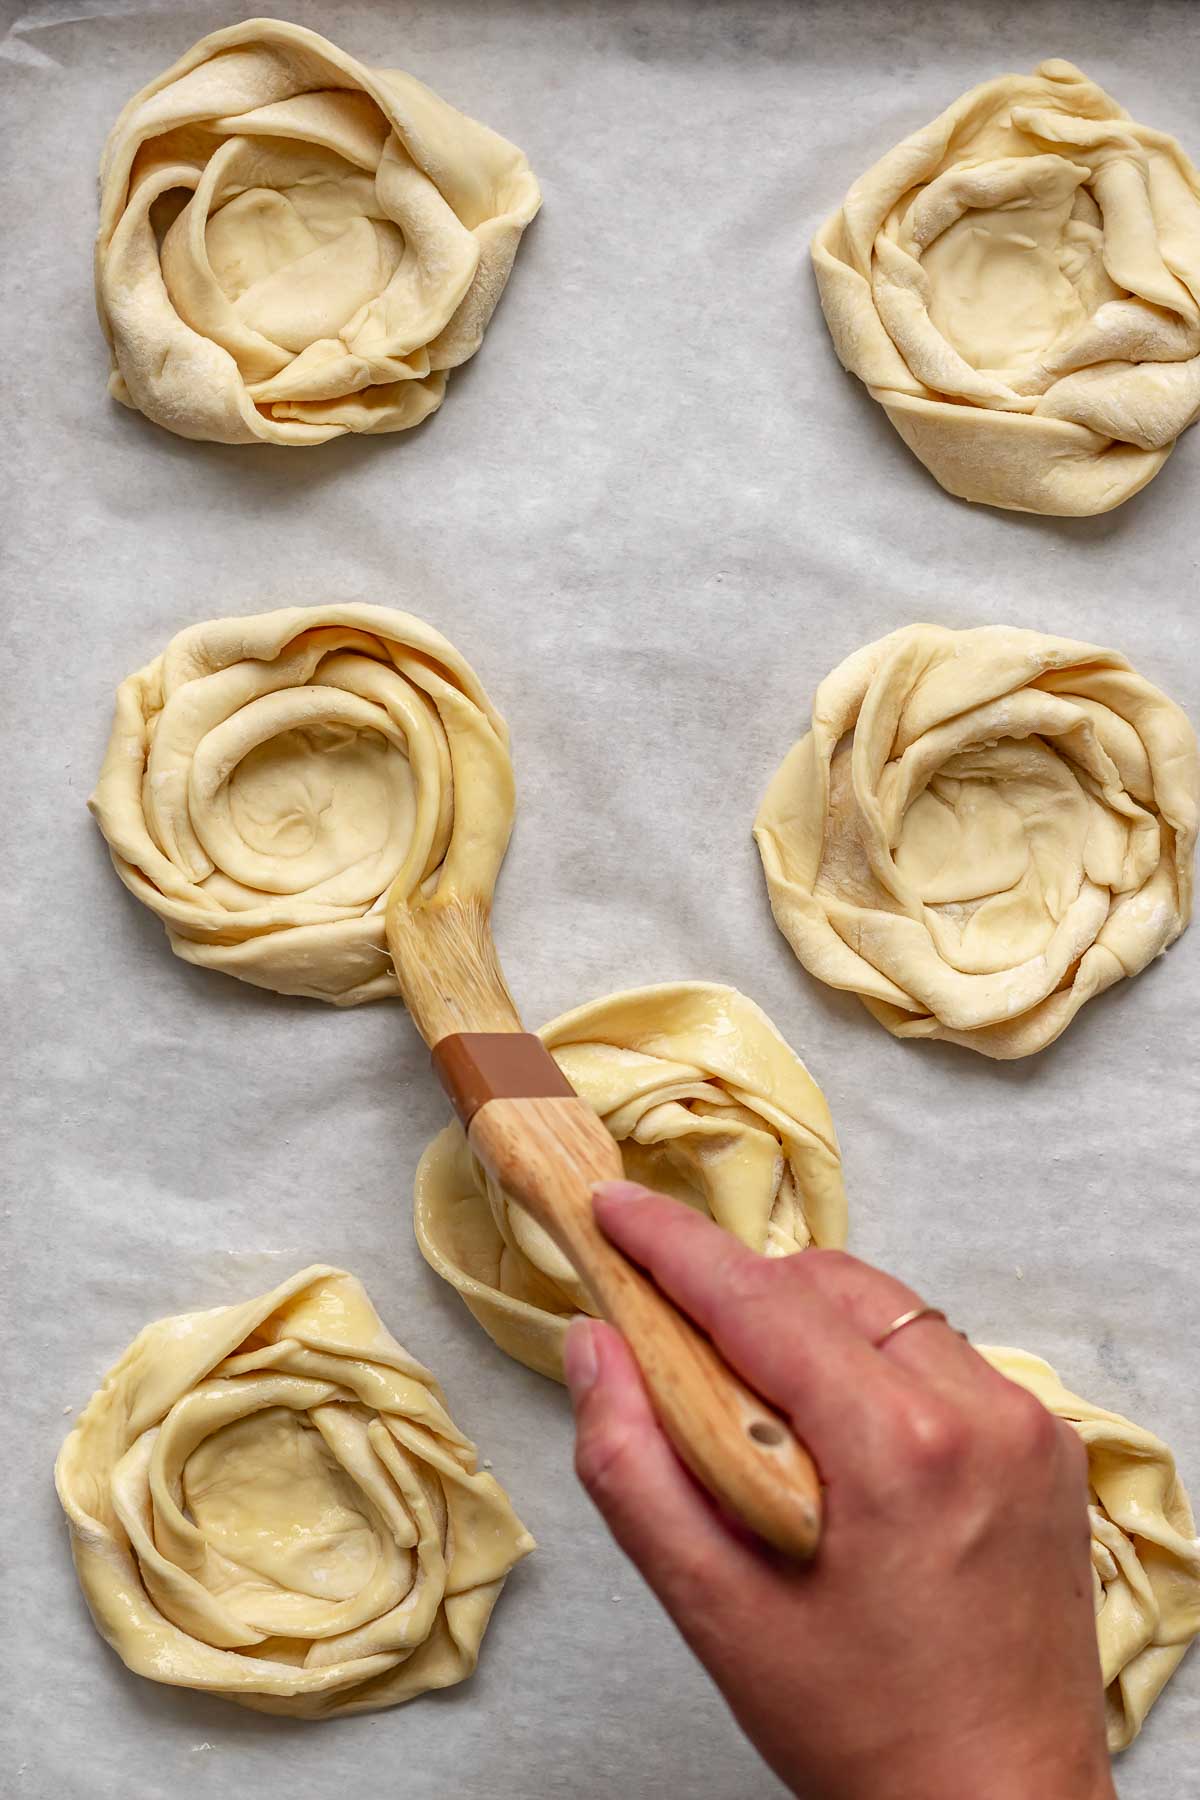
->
[[755, 624, 1199, 1059], [54, 1265, 534, 1718], [814, 59, 1200, 515], [981, 1347, 1200, 1751], [97, 19, 541, 444], [90, 604, 513, 1004], [415, 982, 848, 1379]]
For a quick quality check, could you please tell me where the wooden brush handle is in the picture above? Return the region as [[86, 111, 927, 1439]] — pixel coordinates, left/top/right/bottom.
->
[[468, 1092, 823, 1560]]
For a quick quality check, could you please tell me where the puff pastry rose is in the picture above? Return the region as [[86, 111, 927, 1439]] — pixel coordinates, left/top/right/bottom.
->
[[755, 624, 1199, 1059], [54, 1265, 534, 1718], [981, 1347, 1200, 1750], [416, 983, 847, 1379], [814, 59, 1200, 514], [90, 604, 513, 1004], [97, 19, 540, 444]]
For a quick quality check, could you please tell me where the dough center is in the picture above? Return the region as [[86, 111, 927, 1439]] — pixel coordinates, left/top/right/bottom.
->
[[896, 738, 1093, 970], [923, 201, 1091, 372], [207, 181, 404, 351], [219, 719, 415, 900], [181, 1407, 378, 1599]]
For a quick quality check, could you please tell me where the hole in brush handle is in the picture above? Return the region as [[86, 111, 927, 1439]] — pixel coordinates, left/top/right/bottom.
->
[[747, 1419, 788, 1448]]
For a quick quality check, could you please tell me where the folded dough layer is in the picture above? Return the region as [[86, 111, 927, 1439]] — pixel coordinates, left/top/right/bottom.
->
[[755, 624, 1199, 1059], [415, 982, 847, 1378], [814, 59, 1200, 514], [54, 1266, 534, 1717], [981, 1347, 1200, 1751], [90, 604, 513, 1003], [97, 18, 541, 444]]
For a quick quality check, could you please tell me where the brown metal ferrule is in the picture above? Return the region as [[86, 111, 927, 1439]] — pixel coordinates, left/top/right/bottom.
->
[[431, 1031, 575, 1129]]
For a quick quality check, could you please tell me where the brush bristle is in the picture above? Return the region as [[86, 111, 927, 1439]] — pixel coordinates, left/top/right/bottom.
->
[[386, 891, 522, 1045]]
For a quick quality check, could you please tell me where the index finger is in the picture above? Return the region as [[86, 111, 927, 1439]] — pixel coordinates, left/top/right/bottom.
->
[[591, 1181, 917, 1479]]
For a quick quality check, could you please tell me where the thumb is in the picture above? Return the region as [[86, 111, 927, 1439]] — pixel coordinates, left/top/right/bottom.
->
[[563, 1317, 765, 1632]]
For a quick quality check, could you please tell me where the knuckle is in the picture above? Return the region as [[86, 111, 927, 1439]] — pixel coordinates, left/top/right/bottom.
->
[[663, 1539, 723, 1598], [574, 1420, 639, 1505], [798, 1248, 874, 1306], [805, 1247, 858, 1281], [997, 1386, 1061, 1460], [719, 1247, 787, 1309], [898, 1400, 970, 1478], [798, 1248, 905, 1325]]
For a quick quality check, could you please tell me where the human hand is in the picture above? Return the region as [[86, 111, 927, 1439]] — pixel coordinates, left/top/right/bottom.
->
[[563, 1183, 1115, 1800]]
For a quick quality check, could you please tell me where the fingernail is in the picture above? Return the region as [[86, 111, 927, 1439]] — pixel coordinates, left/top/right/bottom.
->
[[563, 1317, 599, 1400], [591, 1179, 650, 1207]]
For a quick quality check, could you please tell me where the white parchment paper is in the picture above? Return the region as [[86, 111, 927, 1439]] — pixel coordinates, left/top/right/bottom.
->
[[3, 2, 1198, 1796]]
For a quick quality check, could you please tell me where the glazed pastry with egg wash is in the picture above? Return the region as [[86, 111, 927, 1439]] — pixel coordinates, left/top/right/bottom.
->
[[55, 1266, 534, 1717]]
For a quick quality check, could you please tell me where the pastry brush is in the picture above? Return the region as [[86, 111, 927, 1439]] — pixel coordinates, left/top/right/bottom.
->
[[387, 887, 822, 1560]]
